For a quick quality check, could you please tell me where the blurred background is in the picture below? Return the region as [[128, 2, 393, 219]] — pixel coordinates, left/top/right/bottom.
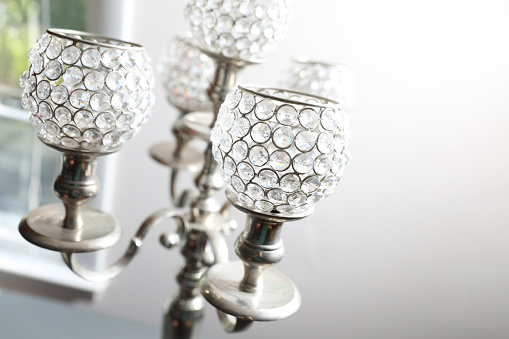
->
[[0, 0, 509, 338]]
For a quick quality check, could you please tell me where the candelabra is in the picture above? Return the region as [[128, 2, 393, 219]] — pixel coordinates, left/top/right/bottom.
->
[[16, 1, 352, 338]]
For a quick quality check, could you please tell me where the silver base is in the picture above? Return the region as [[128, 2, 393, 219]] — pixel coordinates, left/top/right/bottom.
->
[[19, 203, 121, 252], [149, 141, 203, 172], [200, 261, 301, 321]]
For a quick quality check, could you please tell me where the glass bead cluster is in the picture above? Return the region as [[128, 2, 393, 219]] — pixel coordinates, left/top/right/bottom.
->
[[20, 31, 155, 152], [158, 31, 214, 113], [282, 59, 356, 111], [211, 86, 351, 215], [185, 0, 290, 62]]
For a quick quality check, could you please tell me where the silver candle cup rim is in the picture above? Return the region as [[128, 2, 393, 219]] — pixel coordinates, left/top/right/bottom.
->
[[238, 85, 340, 109], [46, 28, 145, 51]]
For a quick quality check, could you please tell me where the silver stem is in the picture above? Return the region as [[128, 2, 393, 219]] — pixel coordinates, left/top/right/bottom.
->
[[235, 215, 285, 293], [53, 153, 100, 230]]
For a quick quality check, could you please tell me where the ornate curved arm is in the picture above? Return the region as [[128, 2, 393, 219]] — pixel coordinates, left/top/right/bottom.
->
[[170, 169, 198, 208], [61, 208, 188, 282], [217, 311, 253, 333]]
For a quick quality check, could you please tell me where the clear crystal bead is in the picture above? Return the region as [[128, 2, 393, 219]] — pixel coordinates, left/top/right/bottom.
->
[[233, 17, 250, 36], [30, 115, 43, 130], [70, 89, 90, 108], [101, 49, 121, 68], [231, 140, 248, 161], [103, 131, 121, 146], [37, 102, 52, 120], [63, 67, 83, 86], [31, 54, 44, 74], [111, 92, 130, 111], [27, 96, 38, 114], [121, 51, 137, 70], [223, 156, 236, 176], [321, 175, 337, 190], [276, 105, 298, 125], [321, 108, 338, 130], [238, 93, 255, 113], [95, 112, 116, 130], [62, 124, 80, 138], [317, 132, 335, 153], [45, 60, 62, 80], [268, 189, 287, 204], [295, 131, 316, 152], [280, 174, 300, 192], [55, 106, 71, 125], [117, 113, 133, 130], [83, 128, 103, 143], [237, 162, 255, 181], [51, 85, 68, 104], [74, 110, 94, 129], [106, 72, 125, 91], [189, 7, 203, 25], [43, 121, 59, 135], [90, 93, 110, 112], [217, 15, 234, 32], [62, 45, 81, 64], [219, 33, 234, 48], [251, 122, 271, 143], [288, 192, 308, 206], [203, 11, 217, 28], [82, 48, 102, 68], [231, 176, 245, 192], [125, 69, 141, 91], [84, 71, 105, 91], [231, 117, 250, 137], [219, 132, 232, 152], [226, 91, 242, 109], [246, 183, 264, 200], [255, 200, 273, 212], [61, 137, 79, 149], [272, 127, 293, 148], [314, 154, 332, 175], [299, 108, 319, 130], [36, 81, 51, 99], [301, 176, 320, 193], [237, 193, 254, 207], [26, 75, 36, 92], [219, 110, 234, 131], [270, 150, 291, 171], [293, 153, 314, 173], [37, 33, 51, 53], [254, 99, 275, 120], [276, 205, 295, 214], [46, 39, 62, 59], [331, 153, 345, 174], [249, 145, 269, 166], [258, 169, 278, 188]]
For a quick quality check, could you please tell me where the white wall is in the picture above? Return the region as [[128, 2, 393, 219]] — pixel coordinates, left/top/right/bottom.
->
[[79, 1, 509, 338]]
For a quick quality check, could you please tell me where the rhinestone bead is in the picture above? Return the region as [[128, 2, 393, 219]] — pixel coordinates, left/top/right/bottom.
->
[[84, 71, 105, 91], [62, 45, 81, 64], [70, 89, 90, 108], [45, 60, 62, 80], [82, 48, 102, 68], [249, 145, 269, 166], [251, 122, 271, 143], [51, 85, 68, 104]]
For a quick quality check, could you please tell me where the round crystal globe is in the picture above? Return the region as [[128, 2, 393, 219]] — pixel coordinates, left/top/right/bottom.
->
[[281, 57, 357, 111], [211, 85, 351, 215], [158, 31, 214, 113], [184, 0, 291, 62], [20, 29, 155, 153]]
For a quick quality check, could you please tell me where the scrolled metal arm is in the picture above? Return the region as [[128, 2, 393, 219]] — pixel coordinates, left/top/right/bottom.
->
[[62, 208, 188, 282], [217, 311, 253, 333]]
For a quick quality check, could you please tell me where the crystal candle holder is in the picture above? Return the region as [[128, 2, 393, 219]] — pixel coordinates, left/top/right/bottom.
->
[[18, 29, 155, 253], [211, 85, 350, 215], [20, 28, 155, 152], [158, 31, 215, 114], [201, 85, 350, 327], [282, 57, 356, 111], [185, 0, 290, 62]]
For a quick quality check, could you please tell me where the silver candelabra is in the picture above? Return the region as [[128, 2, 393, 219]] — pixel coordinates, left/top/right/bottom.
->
[[17, 1, 352, 338]]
